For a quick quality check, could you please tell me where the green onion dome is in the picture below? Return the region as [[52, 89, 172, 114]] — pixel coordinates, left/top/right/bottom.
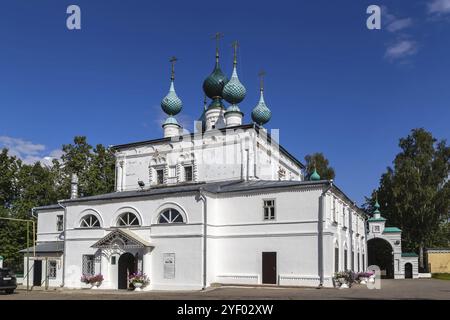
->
[[208, 97, 225, 110], [224, 104, 243, 116], [251, 90, 272, 126], [161, 81, 182, 116], [203, 61, 229, 99], [162, 116, 180, 127], [223, 66, 246, 104], [310, 168, 321, 181], [374, 199, 381, 214]]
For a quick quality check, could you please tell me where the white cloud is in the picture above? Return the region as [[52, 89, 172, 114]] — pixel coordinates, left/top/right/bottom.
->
[[386, 18, 413, 32], [428, 0, 450, 14], [0, 136, 61, 165], [385, 40, 418, 60], [382, 6, 413, 32]]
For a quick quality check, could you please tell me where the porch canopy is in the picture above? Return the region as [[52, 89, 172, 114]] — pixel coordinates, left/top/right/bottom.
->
[[91, 228, 153, 249], [19, 241, 63, 253]]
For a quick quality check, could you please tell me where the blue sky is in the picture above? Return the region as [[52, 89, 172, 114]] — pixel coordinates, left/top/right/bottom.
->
[[0, 0, 449, 205]]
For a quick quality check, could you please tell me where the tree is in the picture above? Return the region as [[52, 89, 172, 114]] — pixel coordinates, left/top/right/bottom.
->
[[304, 152, 336, 180], [84, 144, 115, 195], [61, 136, 93, 197], [0, 149, 20, 208], [0, 136, 117, 272], [370, 128, 450, 271]]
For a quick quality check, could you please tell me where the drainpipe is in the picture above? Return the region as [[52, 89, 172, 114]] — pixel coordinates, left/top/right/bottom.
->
[[197, 189, 207, 290], [57, 201, 67, 288], [317, 180, 333, 288]]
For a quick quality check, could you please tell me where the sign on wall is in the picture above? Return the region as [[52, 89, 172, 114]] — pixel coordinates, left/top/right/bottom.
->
[[163, 253, 175, 279]]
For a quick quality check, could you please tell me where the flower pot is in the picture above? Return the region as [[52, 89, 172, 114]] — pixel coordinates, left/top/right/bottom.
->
[[133, 282, 143, 291], [339, 283, 349, 289]]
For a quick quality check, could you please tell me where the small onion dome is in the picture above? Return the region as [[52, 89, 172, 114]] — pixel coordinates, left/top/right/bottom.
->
[[251, 90, 272, 126], [162, 116, 180, 127], [310, 168, 321, 181], [223, 66, 246, 104], [161, 81, 182, 116], [224, 104, 243, 116], [203, 62, 229, 99], [374, 199, 381, 214], [208, 97, 225, 110]]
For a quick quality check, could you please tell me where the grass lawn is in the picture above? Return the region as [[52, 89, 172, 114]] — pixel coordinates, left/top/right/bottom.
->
[[432, 273, 450, 280]]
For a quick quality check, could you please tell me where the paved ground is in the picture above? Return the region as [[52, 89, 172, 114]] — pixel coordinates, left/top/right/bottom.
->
[[0, 279, 449, 300]]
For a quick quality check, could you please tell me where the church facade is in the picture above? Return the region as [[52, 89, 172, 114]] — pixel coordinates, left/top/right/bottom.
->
[[22, 40, 372, 290]]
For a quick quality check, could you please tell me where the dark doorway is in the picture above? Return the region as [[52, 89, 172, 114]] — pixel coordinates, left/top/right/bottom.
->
[[367, 238, 394, 279], [118, 252, 135, 289], [405, 263, 413, 279], [262, 252, 277, 284], [33, 260, 42, 286]]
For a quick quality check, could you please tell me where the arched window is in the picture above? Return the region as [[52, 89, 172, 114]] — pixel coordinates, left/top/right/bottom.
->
[[117, 212, 140, 227], [158, 208, 184, 224], [80, 214, 100, 228]]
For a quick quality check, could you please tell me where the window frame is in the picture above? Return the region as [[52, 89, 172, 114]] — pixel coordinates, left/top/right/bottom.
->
[[48, 260, 57, 279], [117, 212, 140, 227], [79, 214, 101, 228], [184, 165, 193, 182], [56, 215, 64, 232], [263, 199, 276, 221], [82, 254, 95, 276], [158, 208, 185, 224], [156, 168, 165, 185]]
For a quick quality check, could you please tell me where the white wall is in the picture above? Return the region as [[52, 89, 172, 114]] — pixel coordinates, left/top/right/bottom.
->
[[115, 127, 303, 192]]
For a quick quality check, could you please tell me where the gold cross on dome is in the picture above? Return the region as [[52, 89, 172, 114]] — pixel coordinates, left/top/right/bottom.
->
[[258, 70, 266, 91], [232, 41, 239, 64], [169, 56, 177, 80]]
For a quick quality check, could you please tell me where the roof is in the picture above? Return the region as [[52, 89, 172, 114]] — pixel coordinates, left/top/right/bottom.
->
[[368, 217, 387, 222], [383, 227, 402, 233], [402, 252, 418, 257], [19, 241, 64, 253], [58, 180, 328, 204], [426, 248, 450, 253], [36, 179, 364, 217], [91, 228, 152, 249], [33, 204, 63, 211], [110, 123, 305, 169]]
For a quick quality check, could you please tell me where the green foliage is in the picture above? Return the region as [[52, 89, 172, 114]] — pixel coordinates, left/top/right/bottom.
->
[[432, 273, 450, 280], [304, 152, 336, 180], [0, 137, 116, 272], [367, 128, 450, 268]]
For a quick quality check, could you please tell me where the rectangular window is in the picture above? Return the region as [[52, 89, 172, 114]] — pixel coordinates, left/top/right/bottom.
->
[[343, 208, 347, 228], [344, 250, 348, 270], [332, 198, 337, 222], [358, 253, 360, 272], [156, 169, 164, 185], [48, 261, 57, 279], [169, 166, 176, 178], [82, 255, 95, 276], [335, 248, 339, 273], [263, 200, 275, 220], [184, 165, 193, 182], [56, 215, 64, 232], [373, 225, 380, 233], [351, 251, 355, 271]]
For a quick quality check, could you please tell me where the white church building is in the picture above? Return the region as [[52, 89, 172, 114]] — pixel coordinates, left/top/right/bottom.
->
[[21, 40, 416, 290]]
